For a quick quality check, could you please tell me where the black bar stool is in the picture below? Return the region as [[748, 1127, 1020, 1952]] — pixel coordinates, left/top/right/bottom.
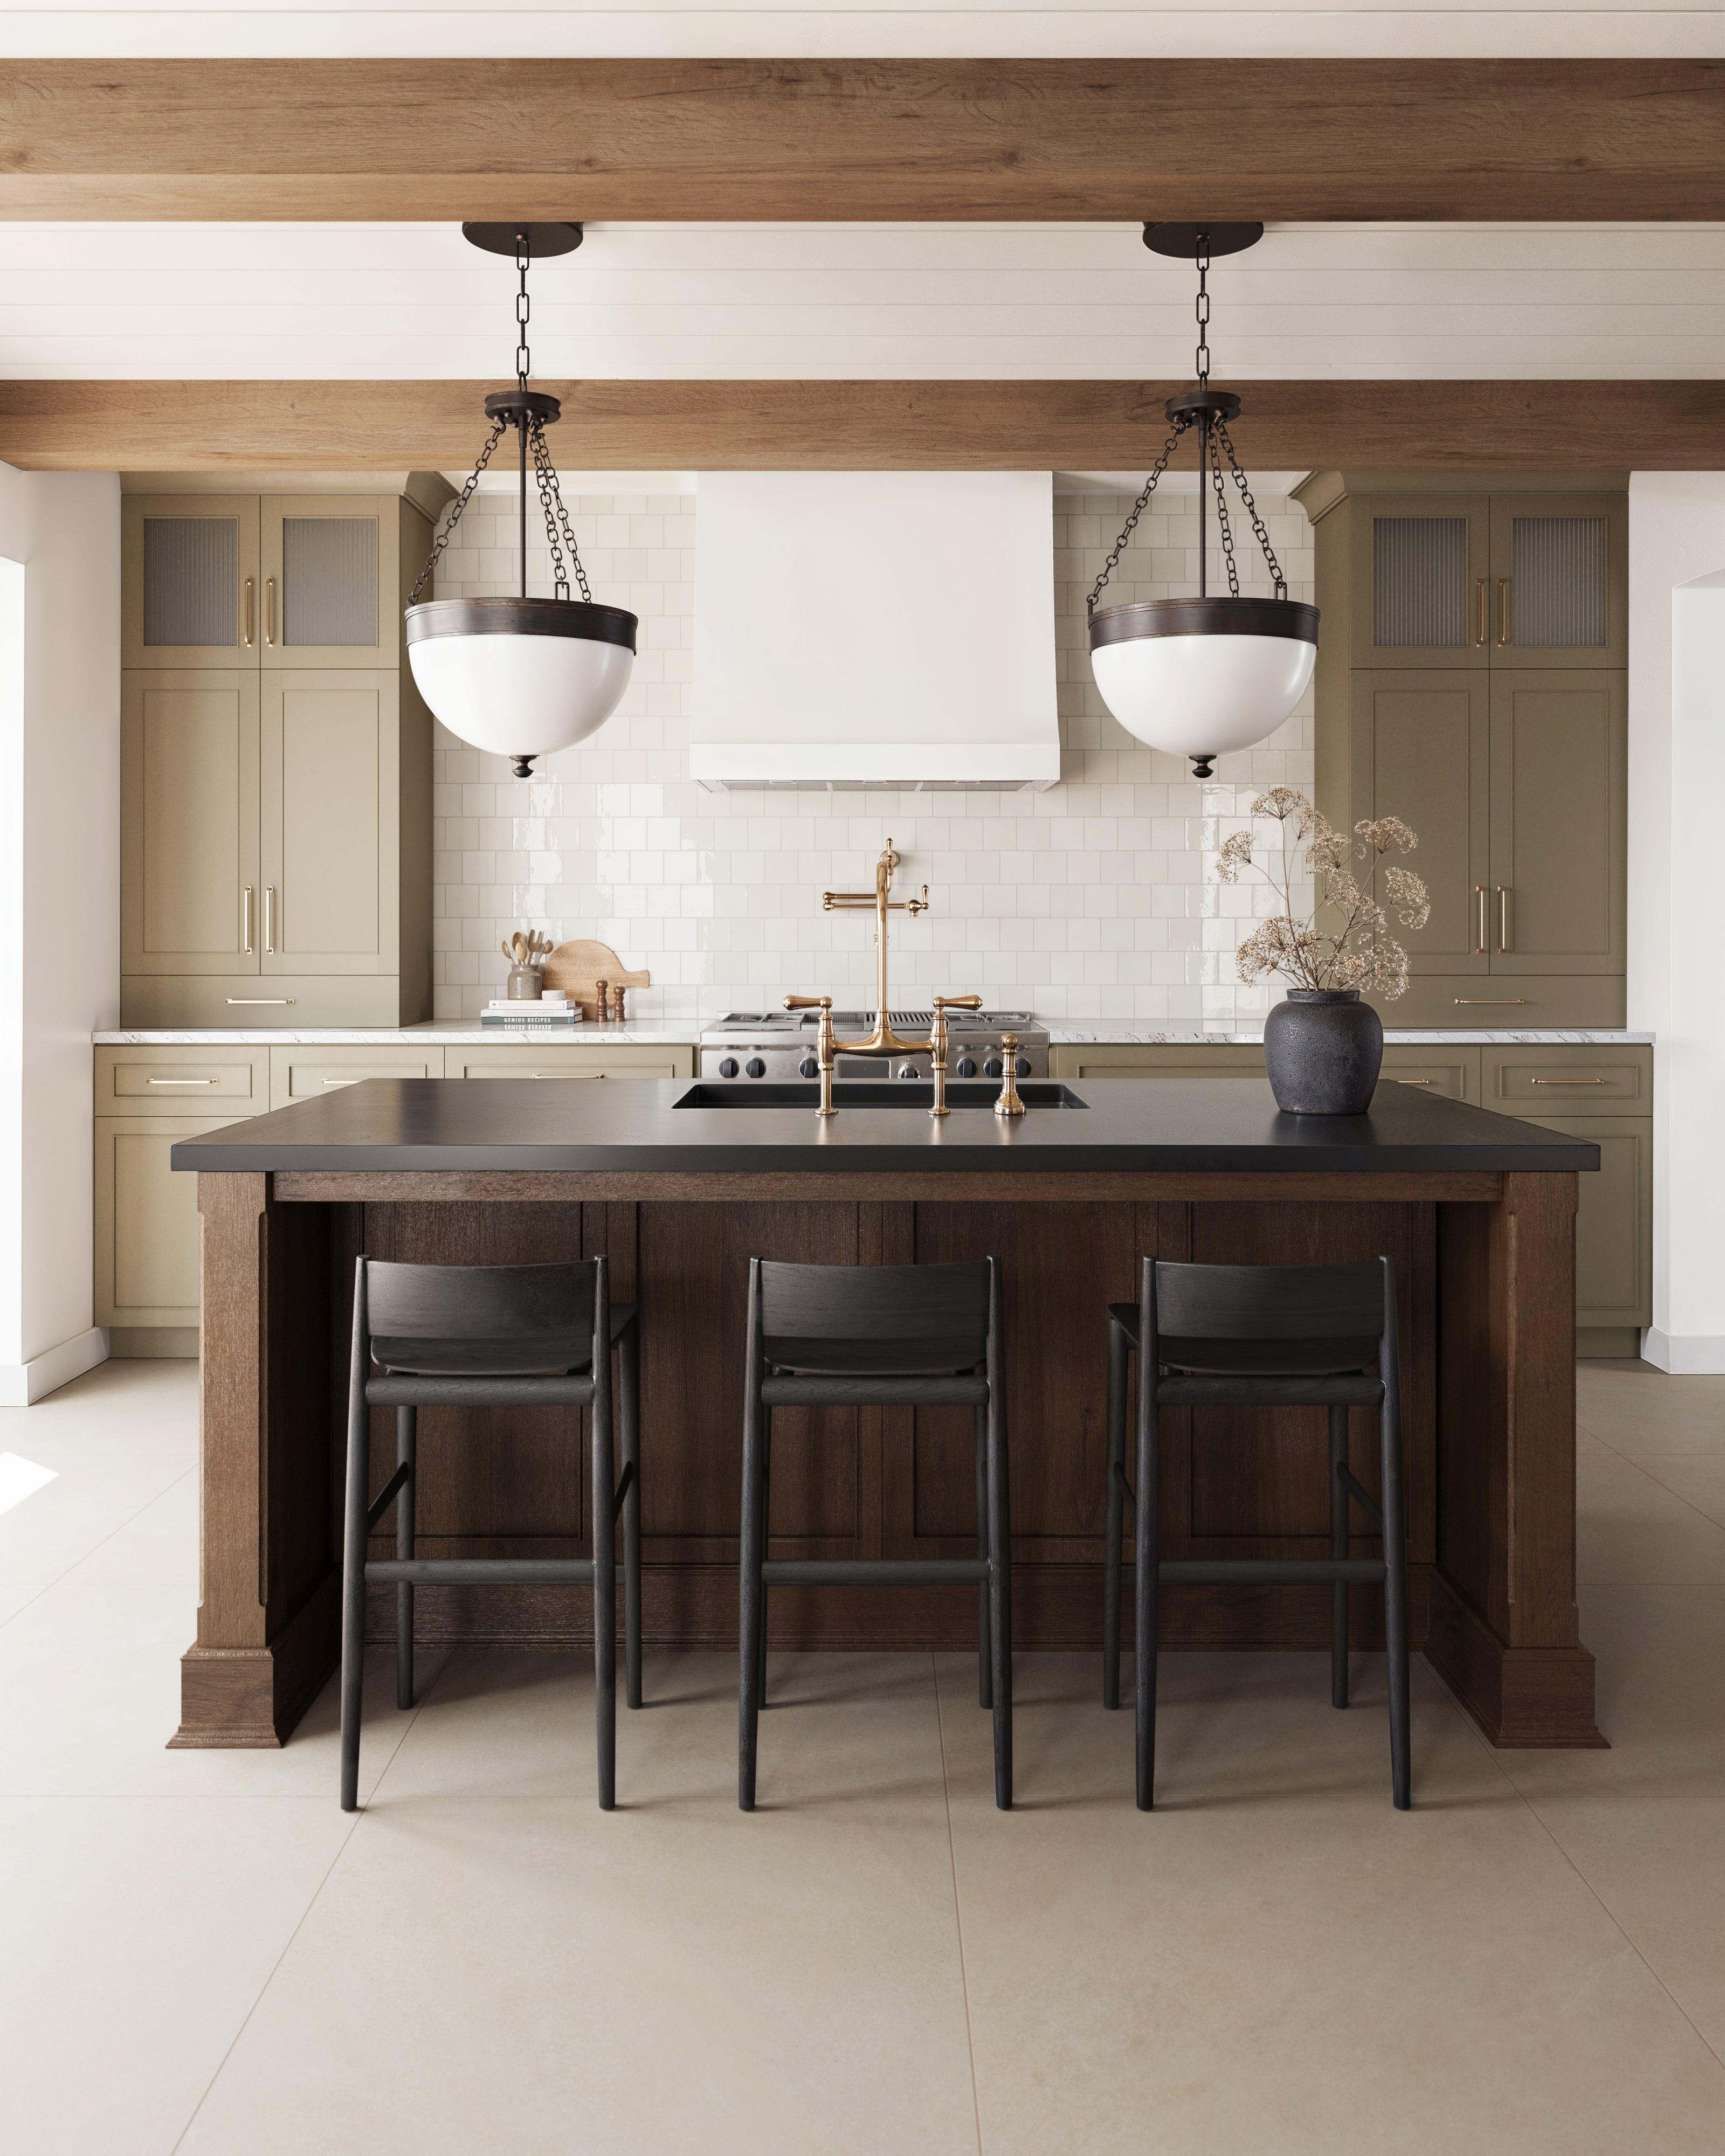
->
[[1101, 1255, 1411, 1811], [340, 1255, 641, 1813], [739, 1256, 1012, 1812]]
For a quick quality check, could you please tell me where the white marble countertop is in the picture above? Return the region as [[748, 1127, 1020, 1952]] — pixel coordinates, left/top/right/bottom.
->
[[94, 1024, 1655, 1048], [93, 1022, 698, 1047], [1046, 1029, 1655, 1046]]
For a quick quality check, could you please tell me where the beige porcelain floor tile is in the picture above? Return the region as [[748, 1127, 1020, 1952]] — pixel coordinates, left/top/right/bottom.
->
[[0, 1360, 197, 1622], [0, 1471, 444, 1798], [1581, 1422, 1725, 1536], [1578, 1362, 1725, 1443], [0, 1794, 355, 2156], [1576, 1431, 1725, 1585], [937, 1652, 1725, 2156], [1498, 1585, 1725, 1799], [181, 1660, 979, 2155]]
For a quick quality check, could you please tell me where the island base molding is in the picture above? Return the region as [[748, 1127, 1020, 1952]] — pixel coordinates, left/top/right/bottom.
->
[[178, 1170, 1602, 1753]]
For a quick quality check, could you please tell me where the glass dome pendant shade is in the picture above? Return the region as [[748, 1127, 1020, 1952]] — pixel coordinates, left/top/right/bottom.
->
[[404, 225, 638, 778], [1087, 226, 1318, 779]]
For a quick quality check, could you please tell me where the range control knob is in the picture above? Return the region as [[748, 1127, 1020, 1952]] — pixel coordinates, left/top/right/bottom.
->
[[956, 1056, 977, 1079], [798, 1056, 819, 1079], [746, 1057, 767, 1079], [983, 1057, 1003, 1079], [898, 1063, 920, 1079], [718, 1057, 739, 1079], [1014, 1055, 1031, 1078]]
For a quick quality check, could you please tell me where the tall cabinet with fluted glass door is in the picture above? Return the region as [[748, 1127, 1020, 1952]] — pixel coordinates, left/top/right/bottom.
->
[[1298, 472, 1628, 1032], [119, 475, 450, 1026]]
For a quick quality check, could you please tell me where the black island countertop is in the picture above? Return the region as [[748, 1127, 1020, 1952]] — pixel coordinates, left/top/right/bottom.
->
[[170, 1075, 1600, 1177]]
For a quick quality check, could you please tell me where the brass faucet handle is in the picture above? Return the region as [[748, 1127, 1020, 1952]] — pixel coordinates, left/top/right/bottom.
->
[[783, 993, 833, 1009], [903, 885, 930, 916], [993, 1031, 1027, 1119], [932, 994, 982, 1011]]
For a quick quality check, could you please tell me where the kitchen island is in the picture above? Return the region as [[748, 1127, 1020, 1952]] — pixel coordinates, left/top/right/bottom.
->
[[169, 1076, 1604, 1752]]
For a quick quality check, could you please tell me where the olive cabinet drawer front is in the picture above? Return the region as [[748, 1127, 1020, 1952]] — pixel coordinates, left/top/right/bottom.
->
[[1486, 1046, 1651, 1110], [1369, 975, 1627, 1031], [1049, 1046, 1266, 1081], [270, 1045, 444, 1108], [1519, 1116, 1653, 1329], [1377, 1048, 1481, 1103], [449, 1044, 694, 1082], [100, 1047, 269, 1110], [94, 1114, 238, 1328]]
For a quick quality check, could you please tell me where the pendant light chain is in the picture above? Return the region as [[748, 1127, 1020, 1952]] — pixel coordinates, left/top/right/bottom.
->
[[1086, 421, 1185, 615], [529, 416, 594, 603], [515, 233, 533, 391], [1209, 421, 1241, 599], [409, 416, 506, 604], [1216, 420, 1288, 599], [1194, 233, 1211, 386]]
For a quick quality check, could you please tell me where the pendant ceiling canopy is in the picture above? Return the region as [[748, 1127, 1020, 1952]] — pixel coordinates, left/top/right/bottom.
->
[[1087, 225, 1318, 779], [404, 225, 638, 778]]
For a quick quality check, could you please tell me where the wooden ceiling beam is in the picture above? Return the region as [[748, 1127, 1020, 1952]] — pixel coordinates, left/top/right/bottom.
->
[[0, 378, 1715, 472], [3, 59, 1724, 223]]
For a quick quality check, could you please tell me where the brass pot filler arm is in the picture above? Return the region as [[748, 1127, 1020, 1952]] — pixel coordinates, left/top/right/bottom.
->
[[785, 841, 1025, 1121]]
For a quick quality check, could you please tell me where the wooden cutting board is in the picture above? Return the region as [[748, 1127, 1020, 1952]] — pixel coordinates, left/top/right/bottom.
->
[[541, 939, 651, 1020]]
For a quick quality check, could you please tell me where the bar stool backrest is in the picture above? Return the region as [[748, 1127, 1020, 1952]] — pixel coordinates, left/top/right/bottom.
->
[[758, 1258, 992, 1376], [1150, 1260, 1390, 1343], [363, 1259, 601, 1346]]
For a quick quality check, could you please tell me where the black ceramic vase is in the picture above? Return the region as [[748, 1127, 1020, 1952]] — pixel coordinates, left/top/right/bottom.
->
[[1263, 989, 1384, 1115]]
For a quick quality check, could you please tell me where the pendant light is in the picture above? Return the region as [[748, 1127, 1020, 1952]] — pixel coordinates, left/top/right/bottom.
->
[[405, 223, 638, 778], [1088, 223, 1318, 779]]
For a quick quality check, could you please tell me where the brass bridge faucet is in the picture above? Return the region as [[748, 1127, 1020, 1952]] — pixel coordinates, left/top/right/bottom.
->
[[785, 840, 982, 1120]]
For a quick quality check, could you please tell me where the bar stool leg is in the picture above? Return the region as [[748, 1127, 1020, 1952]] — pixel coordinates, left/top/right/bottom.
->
[[1134, 1372, 1160, 1813], [739, 1387, 765, 1812], [619, 1317, 643, 1711], [974, 1405, 992, 1709], [1381, 1391, 1412, 1811], [396, 1406, 417, 1710], [1102, 1317, 1127, 1710], [1328, 1403, 1349, 1711], [756, 1411, 773, 1710], [339, 1361, 371, 1814], [985, 1384, 1012, 1811], [592, 1272, 617, 1813]]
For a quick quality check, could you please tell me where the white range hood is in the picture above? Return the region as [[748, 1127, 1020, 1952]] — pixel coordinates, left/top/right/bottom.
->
[[691, 471, 1059, 792]]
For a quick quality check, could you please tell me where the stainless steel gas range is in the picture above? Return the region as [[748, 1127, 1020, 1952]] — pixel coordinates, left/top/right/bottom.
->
[[699, 1009, 1048, 1084]]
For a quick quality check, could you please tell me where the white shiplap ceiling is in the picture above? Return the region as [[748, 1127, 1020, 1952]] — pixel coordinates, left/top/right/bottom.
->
[[4, 3, 1722, 59], [2, 222, 1722, 381]]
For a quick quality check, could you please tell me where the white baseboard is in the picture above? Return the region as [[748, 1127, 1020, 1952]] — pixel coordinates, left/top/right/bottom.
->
[[0, 1325, 110, 1406], [1640, 1328, 1725, 1375]]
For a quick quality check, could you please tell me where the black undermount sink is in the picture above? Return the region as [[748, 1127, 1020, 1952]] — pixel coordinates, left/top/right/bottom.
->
[[672, 1081, 1089, 1111]]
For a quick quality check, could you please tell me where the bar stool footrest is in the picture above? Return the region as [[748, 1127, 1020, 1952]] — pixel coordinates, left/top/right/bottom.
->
[[1121, 1557, 1388, 1586], [365, 1558, 597, 1586], [761, 1558, 990, 1587]]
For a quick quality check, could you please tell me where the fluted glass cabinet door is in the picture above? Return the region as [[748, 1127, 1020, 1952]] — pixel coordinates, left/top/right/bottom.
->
[[260, 496, 396, 667], [1350, 671, 1491, 976], [259, 669, 398, 975], [120, 669, 261, 976], [122, 496, 261, 671], [1487, 493, 1628, 668], [1348, 493, 1491, 669]]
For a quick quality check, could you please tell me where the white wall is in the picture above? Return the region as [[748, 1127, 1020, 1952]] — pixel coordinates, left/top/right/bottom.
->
[[1628, 473, 1725, 1372], [0, 466, 121, 1403]]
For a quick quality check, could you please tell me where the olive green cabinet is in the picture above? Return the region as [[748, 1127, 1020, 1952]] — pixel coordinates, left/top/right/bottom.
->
[[1047, 1040, 1651, 1351], [120, 480, 445, 1029], [1301, 472, 1627, 1032]]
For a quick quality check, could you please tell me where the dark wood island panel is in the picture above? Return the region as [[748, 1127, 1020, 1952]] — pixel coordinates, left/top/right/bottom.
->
[[170, 1079, 1602, 1756]]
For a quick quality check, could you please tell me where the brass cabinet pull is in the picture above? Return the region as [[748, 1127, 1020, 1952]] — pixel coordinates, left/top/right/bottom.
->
[[1453, 997, 1527, 1005], [532, 1071, 604, 1080], [265, 576, 275, 646], [226, 997, 295, 1005], [148, 1075, 218, 1085], [1474, 884, 1487, 954], [264, 886, 275, 953], [1497, 578, 1509, 646], [320, 1076, 359, 1087], [243, 577, 254, 648], [1396, 1077, 1433, 1086], [1497, 885, 1509, 952], [1475, 577, 1487, 647], [242, 884, 254, 954], [1531, 1076, 1607, 1086]]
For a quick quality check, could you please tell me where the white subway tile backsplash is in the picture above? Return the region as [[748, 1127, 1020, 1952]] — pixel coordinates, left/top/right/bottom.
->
[[427, 487, 1315, 1025]]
